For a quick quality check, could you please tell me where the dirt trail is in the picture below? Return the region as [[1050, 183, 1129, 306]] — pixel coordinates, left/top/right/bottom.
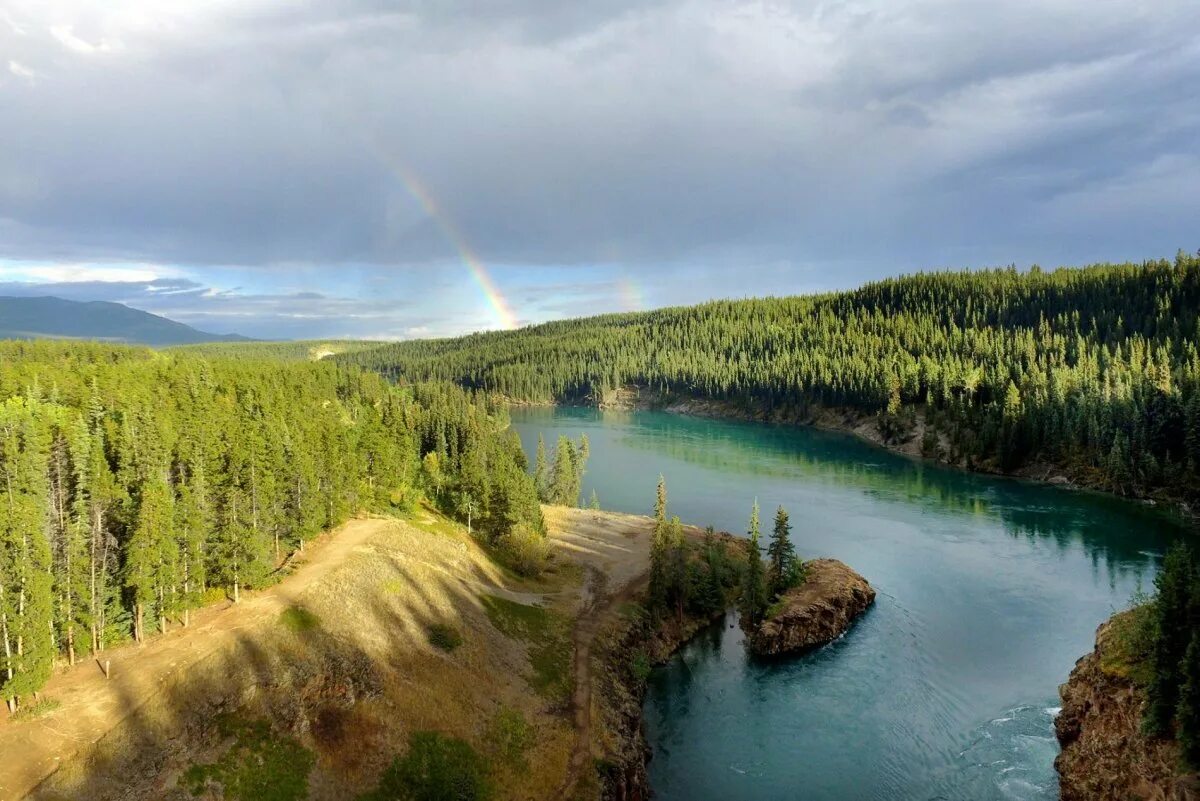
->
[[0, 517, 389, 801], [544, 508, 653, 801]]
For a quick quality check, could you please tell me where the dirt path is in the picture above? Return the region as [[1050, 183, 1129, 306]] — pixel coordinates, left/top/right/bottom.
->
[[544, 508, 653, 801], [0, 517, 390, 801]]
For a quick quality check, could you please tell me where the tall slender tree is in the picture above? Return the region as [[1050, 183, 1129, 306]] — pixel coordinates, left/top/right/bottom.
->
[[739, 500, 767, 629], [766, 505, 798, 599]]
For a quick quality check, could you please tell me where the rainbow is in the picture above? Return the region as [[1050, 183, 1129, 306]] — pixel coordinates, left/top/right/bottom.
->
[[617, 275, 646, 312], [378, 156, 519, 331]]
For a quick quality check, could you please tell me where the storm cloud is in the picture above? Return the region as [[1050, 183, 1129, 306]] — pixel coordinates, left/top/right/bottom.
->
[[0, 0, 1198, 337]]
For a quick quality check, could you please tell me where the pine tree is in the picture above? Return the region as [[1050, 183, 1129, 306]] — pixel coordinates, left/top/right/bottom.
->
[[589, 489, 600, 510], [649, 476, 670, 611], [0, 398, 55, 713], [766, 505, 798, 599], [126, 476, 174, 641], [1146, 544, 1197, 736], [739, 500, 767, 629], [1177, 630, 1200, 770], [534, 434, 549, 502]]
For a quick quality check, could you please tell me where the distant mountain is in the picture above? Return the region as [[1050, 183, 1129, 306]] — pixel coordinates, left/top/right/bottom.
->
[[0, 296, 252, 346]]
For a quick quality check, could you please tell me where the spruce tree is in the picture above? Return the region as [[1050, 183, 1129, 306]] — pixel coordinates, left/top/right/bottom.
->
[[0, 398, 55, 713], [766, 505, 798, 599], [739, 500, 767, 628], [1146, 544, 1197, 735], [649, 476, 669, 612], [534, 434, 549, 502], [1178, 631, 1200, 770]]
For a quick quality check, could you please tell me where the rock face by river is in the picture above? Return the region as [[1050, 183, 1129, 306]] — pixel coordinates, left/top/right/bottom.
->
[[1055, 614, 1198, 801], [747, 559, 875, 657]]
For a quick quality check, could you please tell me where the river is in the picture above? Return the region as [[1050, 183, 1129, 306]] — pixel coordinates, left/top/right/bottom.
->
[[509, 406, 1186, 801]]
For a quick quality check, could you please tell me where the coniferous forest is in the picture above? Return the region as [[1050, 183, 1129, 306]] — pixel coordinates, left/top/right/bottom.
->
[[339, 254, 1200, 499], [0, 340, 542, 713]]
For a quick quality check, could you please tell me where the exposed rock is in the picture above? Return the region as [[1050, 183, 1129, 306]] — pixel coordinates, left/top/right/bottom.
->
[[747, 559, 875, 657], [1055, 614, 1198, 801]]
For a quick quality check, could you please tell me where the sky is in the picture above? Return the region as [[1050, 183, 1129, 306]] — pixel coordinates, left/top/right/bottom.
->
[[0, 0, 1198, 340]]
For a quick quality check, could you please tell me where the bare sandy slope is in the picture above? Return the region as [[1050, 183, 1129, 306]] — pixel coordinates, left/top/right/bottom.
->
[[1, 506, 657, 801]]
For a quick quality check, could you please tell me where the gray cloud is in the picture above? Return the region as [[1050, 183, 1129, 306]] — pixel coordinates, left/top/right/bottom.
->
[[0, 0, 1197, 284]]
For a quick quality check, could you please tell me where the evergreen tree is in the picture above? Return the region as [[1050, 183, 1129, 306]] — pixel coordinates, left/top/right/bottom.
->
[[589, 489, 600, 510], [766, 505, 799, 599], [739, 500, 767, 628], [0, 398, 55, 713], [534, 434, 549, 502], [649, 476, 670, 611], [1177, 631, 1200, 770], [1146, 544, 1197, 735]]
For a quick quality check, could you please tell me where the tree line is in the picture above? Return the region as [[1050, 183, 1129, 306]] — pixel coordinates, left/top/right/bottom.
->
[[0, 340, 543, 713], [1144, 543, 1200, 769], [338, 253, 1200, 499]]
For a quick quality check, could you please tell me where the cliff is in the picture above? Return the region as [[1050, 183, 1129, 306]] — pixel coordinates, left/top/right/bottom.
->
[[1055, 613, 1198, 801], [746, 559, 875, 657]]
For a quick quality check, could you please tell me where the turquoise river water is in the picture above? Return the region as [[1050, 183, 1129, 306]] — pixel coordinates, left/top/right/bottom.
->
[[509, 407, 1187, 801]]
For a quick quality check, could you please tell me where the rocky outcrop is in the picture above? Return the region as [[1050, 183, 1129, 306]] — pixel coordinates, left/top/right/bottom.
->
[[1055, 614, 1197, 801], [747, 559, 875, 657]]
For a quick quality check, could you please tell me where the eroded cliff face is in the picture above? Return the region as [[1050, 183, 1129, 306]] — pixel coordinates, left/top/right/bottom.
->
[[1056, 616, 1199, 801], [747, 559, 875, 657]]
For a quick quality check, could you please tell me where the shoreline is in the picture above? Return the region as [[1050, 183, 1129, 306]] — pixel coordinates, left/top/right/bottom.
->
[[506, 390, 1196, 523]]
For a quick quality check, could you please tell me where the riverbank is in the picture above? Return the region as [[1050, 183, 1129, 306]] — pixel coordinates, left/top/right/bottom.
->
[[1056, 611, 1198, 801], [513, 387, 1195, 519]]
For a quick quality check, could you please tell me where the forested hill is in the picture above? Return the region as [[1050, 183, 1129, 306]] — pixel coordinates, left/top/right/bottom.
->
[[0, 296, 250, 345], [338, 253, 1200, 499], [0, 340, 543, 713]]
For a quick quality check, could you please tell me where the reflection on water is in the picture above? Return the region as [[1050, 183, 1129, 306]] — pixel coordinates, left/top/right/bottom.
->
[[511, 407, 1187, 801]]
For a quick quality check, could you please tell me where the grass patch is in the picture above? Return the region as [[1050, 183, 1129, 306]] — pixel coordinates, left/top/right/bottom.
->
[[10, 697, 61, 721], [183, 715, 315, 801], [484, 707, 534, 771], [428, 623, 464, 652], [1100, 602, 1157, 686], [278, 606, 320, 633], [358, 731, 493, 801], [480, 595, 572, 701], [381, 578, 405, 594]]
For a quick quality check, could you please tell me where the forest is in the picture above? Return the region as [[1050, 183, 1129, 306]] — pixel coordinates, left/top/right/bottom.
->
[[0, 340, 543, 713], [339, 253, 1200, 499]]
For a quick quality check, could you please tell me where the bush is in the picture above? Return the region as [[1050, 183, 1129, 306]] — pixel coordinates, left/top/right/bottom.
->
[[278, 606, 320, 633], [484, 707, 534, 770], [363, 731, 493, 801], [496, 523, 550, 577], [184, 716, 314, 801], [428, 623, 463, 652]]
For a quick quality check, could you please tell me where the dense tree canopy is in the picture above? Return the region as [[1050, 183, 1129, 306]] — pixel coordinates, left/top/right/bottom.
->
[[0, 341, 542, 712], [340, 254, 1200, 498]]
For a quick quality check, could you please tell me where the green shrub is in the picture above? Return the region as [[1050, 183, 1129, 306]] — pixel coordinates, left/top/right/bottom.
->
[[428, 623, 464, 652], [362, 731, 493, 801], [278, 606, 320, 633], [484, 707, 534, 770], [495, 523, 550, 577], [183, 716, 314, 801], [631, 650, 652, 683]]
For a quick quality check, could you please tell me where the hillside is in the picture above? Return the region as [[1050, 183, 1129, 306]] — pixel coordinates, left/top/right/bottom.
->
[[1, 506, 655, 801], [337, 254, 1200, 501], [0, 296, 250, 345]]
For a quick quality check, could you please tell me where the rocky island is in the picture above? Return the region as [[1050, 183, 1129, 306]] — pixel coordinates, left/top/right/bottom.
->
[[747, 559, 876, 657]]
